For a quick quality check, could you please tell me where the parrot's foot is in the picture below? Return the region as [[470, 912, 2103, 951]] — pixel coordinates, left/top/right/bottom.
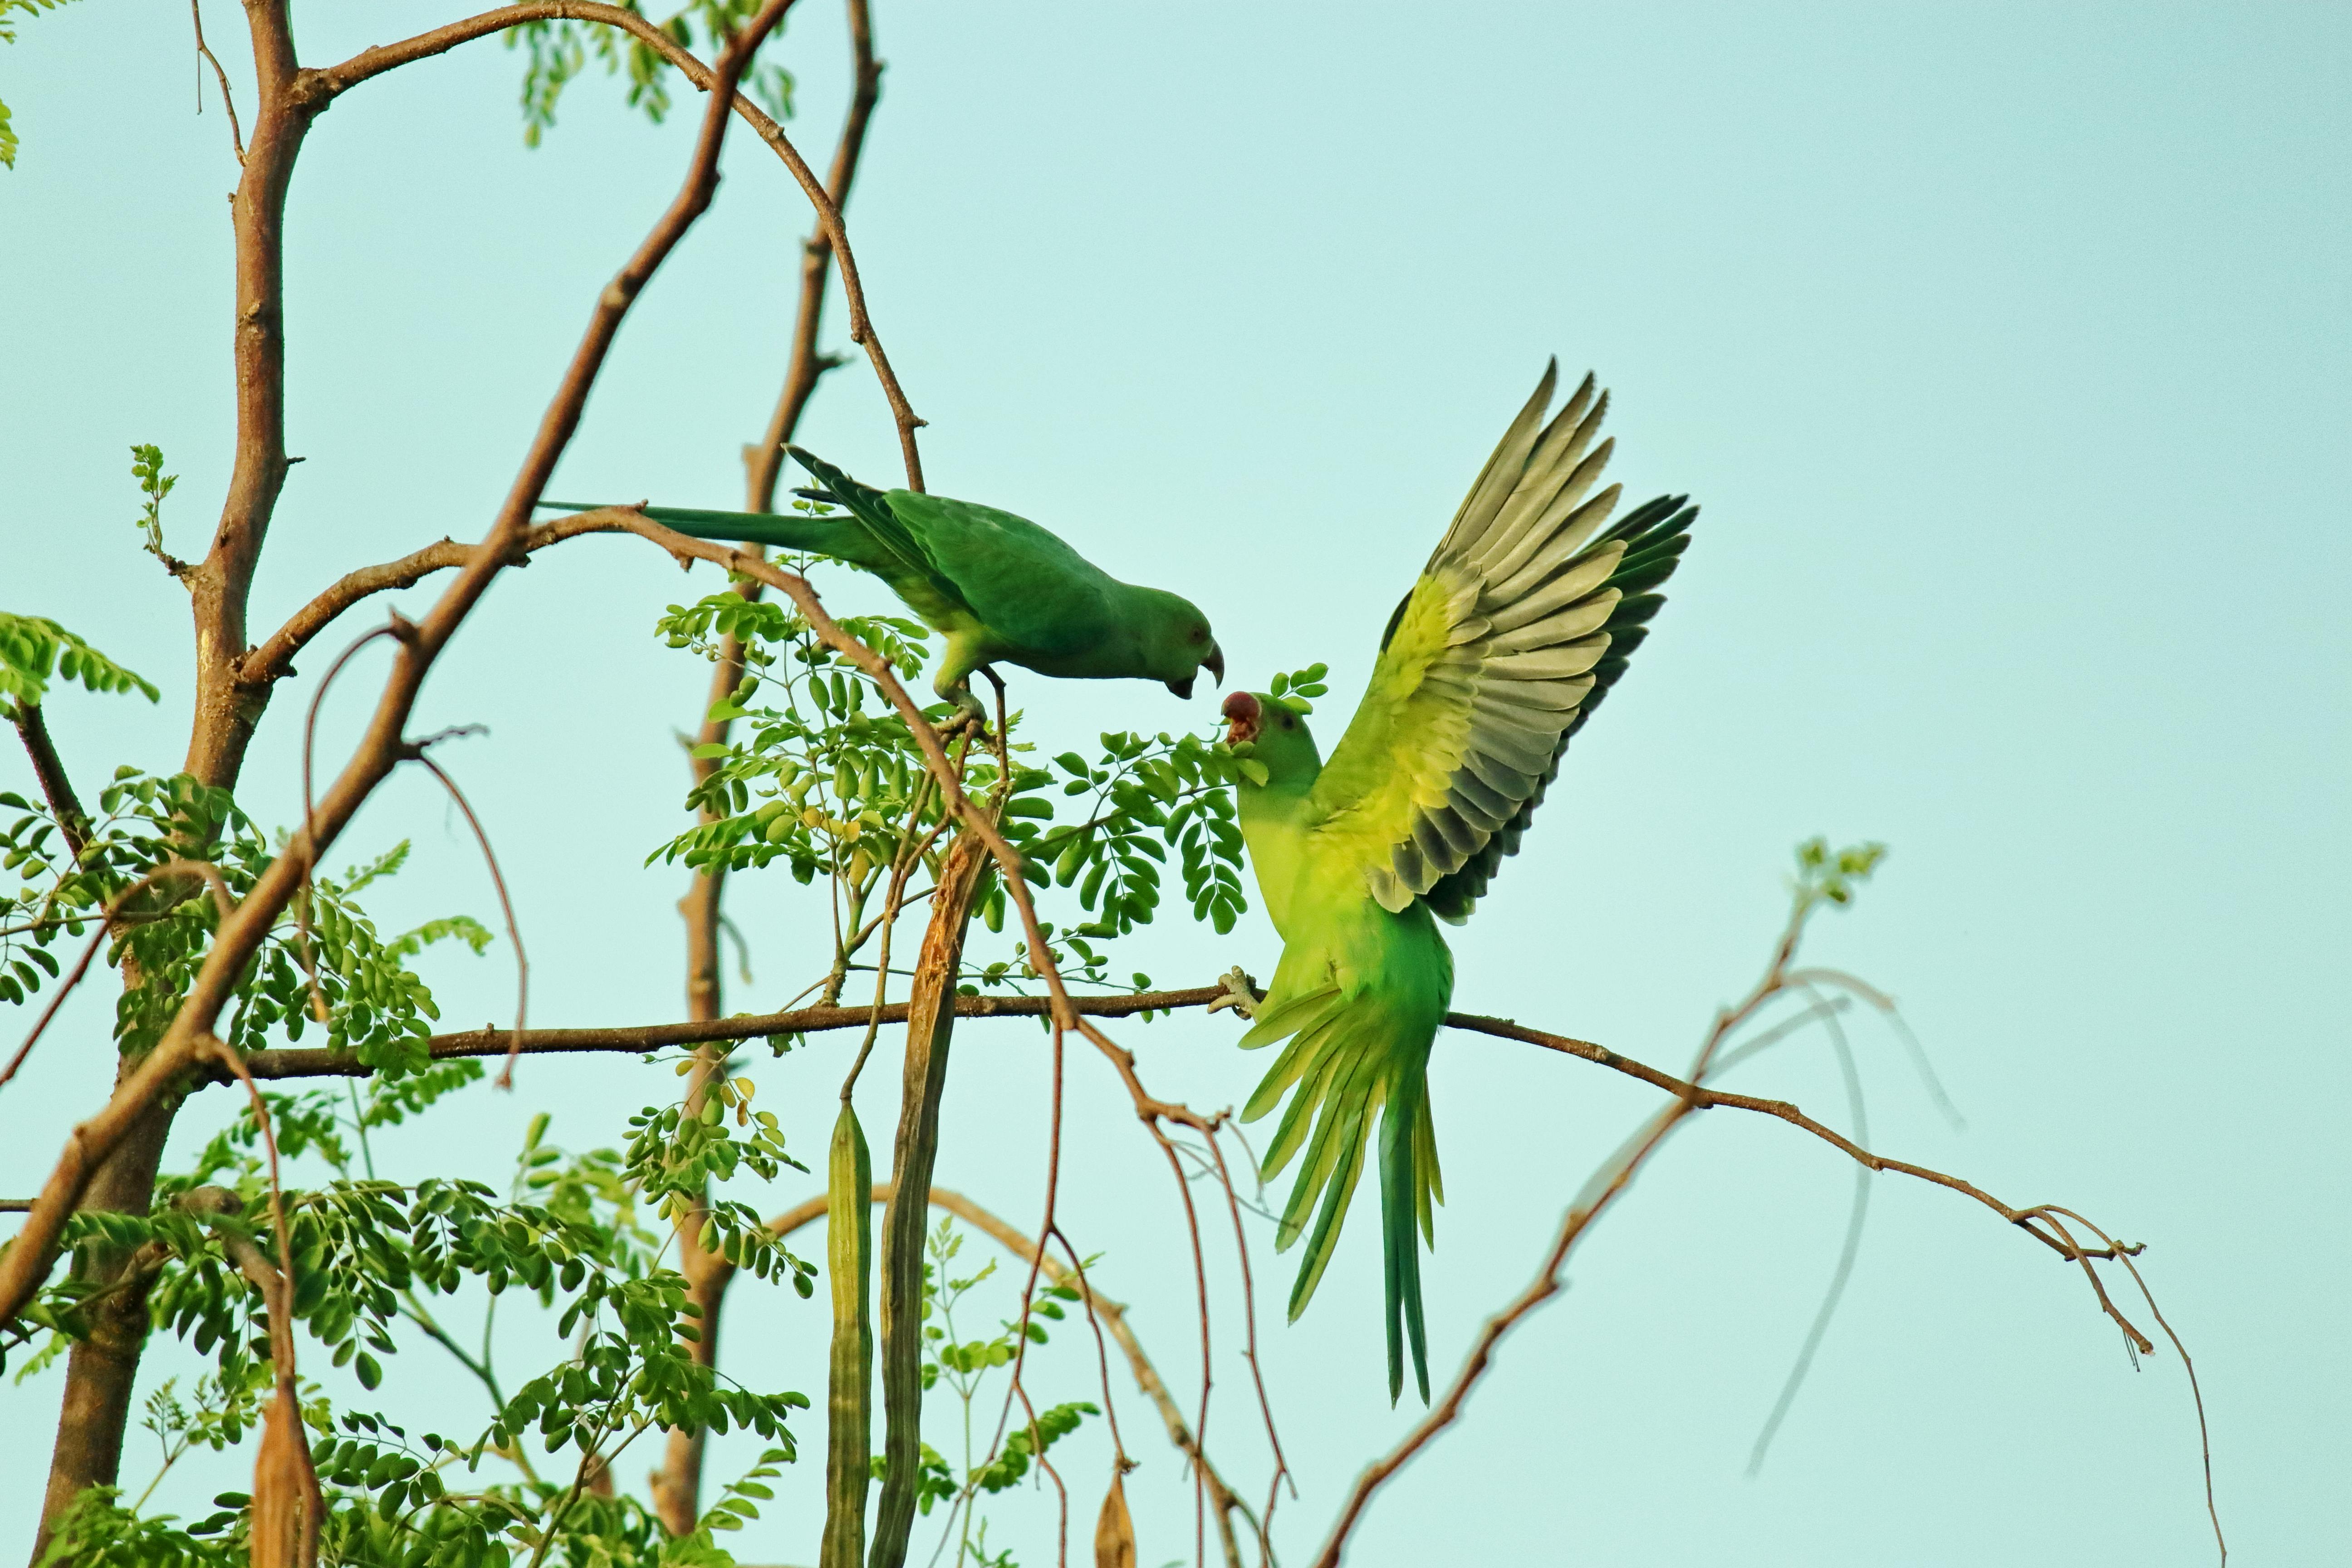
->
[[935, 684, 991, 741], [1205, 966, 1261, 1020]]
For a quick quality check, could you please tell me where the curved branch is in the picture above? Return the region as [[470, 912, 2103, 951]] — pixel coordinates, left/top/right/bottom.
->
[[238, 514, 625, 686], [312, 0, 926, 487]]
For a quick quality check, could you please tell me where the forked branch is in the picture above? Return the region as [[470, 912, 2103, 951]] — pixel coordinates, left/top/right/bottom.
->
[[0, 4, 794, 1328]]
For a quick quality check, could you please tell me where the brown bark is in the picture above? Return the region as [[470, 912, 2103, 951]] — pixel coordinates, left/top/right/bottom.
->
[[28, 1097, 175, 1563], [8, 704, 89, 857], [33, 6, 318, 1543], [181, 0, 318, 791], [869, 831, 994, 1568]]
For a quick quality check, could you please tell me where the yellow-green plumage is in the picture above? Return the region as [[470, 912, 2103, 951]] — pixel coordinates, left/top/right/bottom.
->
[[1227, 361, 1698, 1402]]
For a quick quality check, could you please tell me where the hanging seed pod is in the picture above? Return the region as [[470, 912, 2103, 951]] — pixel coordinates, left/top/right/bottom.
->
[[1094, 1470, 1136, 1568], [819, 1102, 874, 1568]]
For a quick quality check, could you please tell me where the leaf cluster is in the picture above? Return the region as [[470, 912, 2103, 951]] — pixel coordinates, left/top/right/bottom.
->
[[1793, 835, 1888, 910], [0, 610, 160, 714], [507, 0, 795, 148], [0, 0, 79, 171]]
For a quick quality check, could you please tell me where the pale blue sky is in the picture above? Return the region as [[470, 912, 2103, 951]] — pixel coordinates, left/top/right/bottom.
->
[[3, 3, 2346, 1563]]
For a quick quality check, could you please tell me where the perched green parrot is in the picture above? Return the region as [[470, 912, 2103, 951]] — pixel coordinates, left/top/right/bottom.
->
[[1220, 362, 1697, 1403], [540, 447, 1223, 722]]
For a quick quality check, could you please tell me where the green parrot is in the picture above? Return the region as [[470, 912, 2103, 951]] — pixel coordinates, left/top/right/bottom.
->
[[1219, 361, 1697, 1403], [540, 447, 1223, 722]]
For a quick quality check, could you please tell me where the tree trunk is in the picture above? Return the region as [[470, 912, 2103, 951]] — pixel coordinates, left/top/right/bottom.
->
[[29, 1094, 176, 1563]]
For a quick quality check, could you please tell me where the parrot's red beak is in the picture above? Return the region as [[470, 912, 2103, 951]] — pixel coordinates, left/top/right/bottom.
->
[[1222, 690, 1261, 746]]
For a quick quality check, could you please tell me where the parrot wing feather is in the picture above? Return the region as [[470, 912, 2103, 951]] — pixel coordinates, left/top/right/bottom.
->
[[877, 490, 1117, 660], [1308, 364, 1698, 920], [786, 446, 971, 621]]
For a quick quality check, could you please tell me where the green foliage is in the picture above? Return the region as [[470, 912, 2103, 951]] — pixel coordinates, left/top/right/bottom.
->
[[1265, 660, 1329, 715], [656, 583, 1250, 1015], [1793, 836, 1887, 910], [626, 1071, 817, 1294], [507, 0, 794, 148], [0, 0, 78, 171], [0, 767, 487, 1063], [30, 1486, 241, 1566], [1024, 725, 1247, 943], [18, 1099, 814, 1565], [130, 443, 180, 568], [0, 611, 160, 714], [888, 1218, 1098, 1552]]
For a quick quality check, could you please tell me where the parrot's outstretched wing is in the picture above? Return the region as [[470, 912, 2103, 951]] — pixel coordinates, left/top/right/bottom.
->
[[1310, 361, 1697, 920]]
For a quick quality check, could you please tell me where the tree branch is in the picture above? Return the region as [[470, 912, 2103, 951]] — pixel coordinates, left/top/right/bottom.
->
[[236, 514, 625, 686], [9, 702, 89, 858], [0, 4, 794, 1330], [311, 0, 926, 487], [226, 985, 1230, 1080], [661, 4, 886, 1516]]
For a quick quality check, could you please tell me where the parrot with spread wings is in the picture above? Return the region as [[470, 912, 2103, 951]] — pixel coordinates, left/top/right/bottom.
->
[[1219, 362, 1697, 1402], [540, 447, 1223, 724]]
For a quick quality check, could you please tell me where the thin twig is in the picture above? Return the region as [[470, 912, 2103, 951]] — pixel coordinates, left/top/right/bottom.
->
[[310, 0, 925, 487], [189, 0, 246, 163], [410, 755, 529, 1089], [762, 1181, 1261, 1566], [0, 859, 236, 1092], [1746, 988, 1870, 1473], [297, 623, 403, 1026], [2038, 1205, 2224, 1564]]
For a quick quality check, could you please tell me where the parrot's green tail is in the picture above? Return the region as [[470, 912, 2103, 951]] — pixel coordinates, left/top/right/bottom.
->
[[1241, 985, 1445, 1406], [535, 499, 861, 557]]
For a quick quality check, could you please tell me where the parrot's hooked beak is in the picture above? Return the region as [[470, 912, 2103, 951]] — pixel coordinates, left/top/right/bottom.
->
[[1167, 642, 1225, 701], [1222, 690, 1262, 746]]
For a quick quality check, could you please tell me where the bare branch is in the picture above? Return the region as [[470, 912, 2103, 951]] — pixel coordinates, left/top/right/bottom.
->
[[226, 984, 1228, 1080], [190, 0, 246, 164], [411, 755, 530, 1089], [745, 0, 881, 509], [238, 514, 625, 686], [10, 702, 89, 858]]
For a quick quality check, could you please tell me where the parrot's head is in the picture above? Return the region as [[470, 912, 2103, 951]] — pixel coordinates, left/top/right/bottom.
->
[[1221, 690, 1321, 789], [1132, 588, 1223, 700]]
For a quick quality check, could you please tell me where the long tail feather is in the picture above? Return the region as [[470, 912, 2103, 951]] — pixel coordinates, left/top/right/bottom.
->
[[1382, 1081, 1431, 1404], [536, 500, 847, 556]]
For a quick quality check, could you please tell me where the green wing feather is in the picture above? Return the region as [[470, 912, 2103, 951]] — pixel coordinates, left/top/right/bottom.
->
[[869, 488, 1117, 662], [786, 447, 972, 622], [1311, 360, 1698, 921]]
